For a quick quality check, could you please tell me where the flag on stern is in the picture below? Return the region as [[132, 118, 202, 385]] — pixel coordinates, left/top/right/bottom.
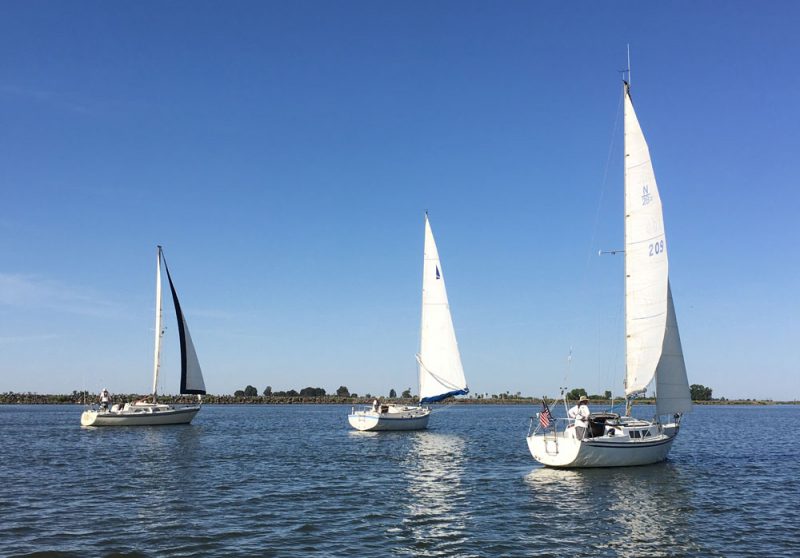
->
[[539, 400, 553, 429]]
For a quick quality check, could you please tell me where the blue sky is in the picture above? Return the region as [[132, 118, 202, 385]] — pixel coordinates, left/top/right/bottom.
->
[[1, 1, 798, 400]]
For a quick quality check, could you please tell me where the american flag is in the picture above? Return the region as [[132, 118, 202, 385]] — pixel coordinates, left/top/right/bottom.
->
[[539, 400, 553, 429]]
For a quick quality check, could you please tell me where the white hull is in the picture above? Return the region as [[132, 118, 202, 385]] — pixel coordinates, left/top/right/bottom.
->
[[527, 419, 679, 468], [348, 405, 431, 431], [81, 403, 200, 427]]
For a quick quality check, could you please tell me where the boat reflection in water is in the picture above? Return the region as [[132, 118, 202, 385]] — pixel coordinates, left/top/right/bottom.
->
[[524, 463, 702, 557], [401, 431, 469, 556]]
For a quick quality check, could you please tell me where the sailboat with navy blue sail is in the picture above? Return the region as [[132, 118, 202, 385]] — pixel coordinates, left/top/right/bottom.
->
[[349, 213, 469, 431], [81, 246, 206, 426]]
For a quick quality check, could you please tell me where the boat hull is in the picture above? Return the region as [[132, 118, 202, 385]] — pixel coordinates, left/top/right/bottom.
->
[[348, 406, 431, 431], [527, 430, 677, 468], [80, 405, 200, 427]]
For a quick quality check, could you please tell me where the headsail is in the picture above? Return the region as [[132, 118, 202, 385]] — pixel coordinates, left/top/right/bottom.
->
[[418, 214, 468, 404], [161, 250, 206, 395], [623, 83, 689, 412], [655, 283, 691, 415]]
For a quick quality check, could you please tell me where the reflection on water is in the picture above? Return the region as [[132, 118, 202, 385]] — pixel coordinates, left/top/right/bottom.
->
[[3, 404, 799, 557], [401, 431, 471, 557], [524, 463, 703, 557]]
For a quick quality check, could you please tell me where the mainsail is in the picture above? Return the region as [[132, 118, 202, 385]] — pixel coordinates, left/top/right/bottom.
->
[[623, 83, 689, 413], [417, 215, 468, 404]]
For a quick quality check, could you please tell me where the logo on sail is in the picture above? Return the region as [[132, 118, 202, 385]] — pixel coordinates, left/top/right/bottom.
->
[[435, 266, 441, 280], [642, 184, 653, 206]]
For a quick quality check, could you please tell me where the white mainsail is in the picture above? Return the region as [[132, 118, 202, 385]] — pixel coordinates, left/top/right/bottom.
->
[[417, 214, 468, 403], [623, 84, 689, 412]]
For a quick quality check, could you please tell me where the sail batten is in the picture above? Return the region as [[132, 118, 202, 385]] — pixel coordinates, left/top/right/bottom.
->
[[417, 215, 468, 404]]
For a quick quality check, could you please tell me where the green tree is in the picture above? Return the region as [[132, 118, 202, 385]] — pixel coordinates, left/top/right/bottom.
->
[[244, 385, 258, 397], [234, 390, 245, 397], [300, 387, 326, 397], [336, 386, 350, 397], [389, 388, 397, 398], [568, 388, 588, 401], [604, 390, 612, 400], [690, 384, 713, 401], [263, 386, 272, 397], [401, 388, 412, 398]]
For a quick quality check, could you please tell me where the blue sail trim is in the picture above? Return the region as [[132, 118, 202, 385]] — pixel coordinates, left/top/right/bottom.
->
[[420, 388, 469, 404]]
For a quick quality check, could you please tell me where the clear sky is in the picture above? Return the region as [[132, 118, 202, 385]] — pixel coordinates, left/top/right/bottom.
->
[[1, 1, 798, 400]]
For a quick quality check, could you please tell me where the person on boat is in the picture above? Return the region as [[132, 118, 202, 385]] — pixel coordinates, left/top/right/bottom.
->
[[568, 395, 591, 439], [372, 399, 379, 413], [100, 388, 110, 411]]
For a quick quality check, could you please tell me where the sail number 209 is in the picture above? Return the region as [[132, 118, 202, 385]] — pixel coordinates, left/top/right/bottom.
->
[[649, 240, 664, 256]]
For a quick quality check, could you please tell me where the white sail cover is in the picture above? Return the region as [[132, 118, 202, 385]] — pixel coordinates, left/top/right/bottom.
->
[[417, 215, 468, 403], [623, 85, 690, 413], [162, 254, 206, 395]]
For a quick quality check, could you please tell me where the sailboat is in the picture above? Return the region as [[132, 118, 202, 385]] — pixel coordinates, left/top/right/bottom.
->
[[81, 246, 206, 426], [348, 213, 469, 431], [527, 80, 691, 467]]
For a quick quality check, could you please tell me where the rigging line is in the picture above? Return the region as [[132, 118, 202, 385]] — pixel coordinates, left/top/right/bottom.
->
[[416, 354, 464, 392], [565, 87, 624, 365]]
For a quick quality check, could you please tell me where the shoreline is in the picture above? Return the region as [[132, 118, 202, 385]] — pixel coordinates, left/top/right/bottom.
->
[[0, 393, 795, 406]]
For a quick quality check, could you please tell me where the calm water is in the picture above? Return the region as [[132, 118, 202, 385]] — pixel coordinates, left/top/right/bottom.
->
[[1, 404, 798, 557]]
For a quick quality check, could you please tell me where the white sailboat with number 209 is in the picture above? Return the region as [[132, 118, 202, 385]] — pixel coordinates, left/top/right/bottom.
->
[[527, 79, 691, 467]]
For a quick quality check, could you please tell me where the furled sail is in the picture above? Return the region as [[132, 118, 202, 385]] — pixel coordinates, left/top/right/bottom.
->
[[418, 215, 468, 404], [162, 252, 206, 395]]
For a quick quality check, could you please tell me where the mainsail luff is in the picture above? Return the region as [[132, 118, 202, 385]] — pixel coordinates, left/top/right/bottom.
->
[[417, 214, 468, 404]]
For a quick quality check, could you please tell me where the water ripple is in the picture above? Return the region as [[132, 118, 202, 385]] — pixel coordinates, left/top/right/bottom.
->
[[1, 404, 799, 556]]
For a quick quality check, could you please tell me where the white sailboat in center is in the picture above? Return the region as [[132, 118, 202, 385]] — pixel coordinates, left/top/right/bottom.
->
[[527, 79, 691, 467], [349, 213, 469, 431], [81, 246, 206, 426]]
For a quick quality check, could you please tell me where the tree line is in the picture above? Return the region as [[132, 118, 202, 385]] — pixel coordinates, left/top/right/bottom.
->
[[3, 384, 779, 406], [233, 385, 411, 399]]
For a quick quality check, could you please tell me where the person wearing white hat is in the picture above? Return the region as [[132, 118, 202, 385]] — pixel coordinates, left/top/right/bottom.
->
[[568, 395, 591, 440]]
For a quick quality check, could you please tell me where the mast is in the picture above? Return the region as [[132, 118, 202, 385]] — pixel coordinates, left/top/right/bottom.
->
[[623, 79, 630, 415], [417, 211, 427, 401], [151, 246, 164, 402]]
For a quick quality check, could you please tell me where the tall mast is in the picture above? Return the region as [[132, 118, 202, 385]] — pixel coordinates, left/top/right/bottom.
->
[[622, 79, 630, 415], [418, 211, 428, 401], [152, 246, 164, 401]]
